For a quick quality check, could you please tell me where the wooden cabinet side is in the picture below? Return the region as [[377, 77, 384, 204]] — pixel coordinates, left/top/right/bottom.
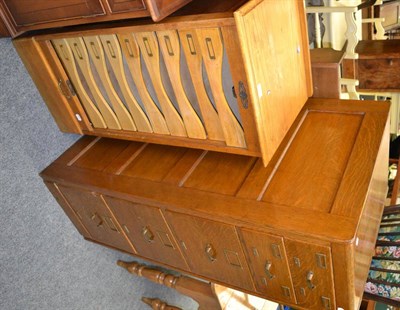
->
[[13, 37, 83, 134]]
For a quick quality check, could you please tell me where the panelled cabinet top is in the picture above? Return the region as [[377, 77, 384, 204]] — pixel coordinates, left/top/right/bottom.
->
[[13, 0, 312, 166], [41, 98, 390, 243]]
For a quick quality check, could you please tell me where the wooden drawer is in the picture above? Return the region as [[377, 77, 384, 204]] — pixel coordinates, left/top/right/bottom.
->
[[358, 58, 400, 90], [104, 196, 188, 270], [356, 39, 400, 91], [165, 212, 255, 291], [285, 239, 335, 310], [56, 184, 134, 254], [13, 0, 311, 166], [239, 228, 295, 304], [1, 0, 105, 27]]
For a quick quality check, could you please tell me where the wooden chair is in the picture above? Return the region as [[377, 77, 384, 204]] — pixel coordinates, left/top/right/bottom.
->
[[362, 205, 400, 309], [118, 260, 283, 310]]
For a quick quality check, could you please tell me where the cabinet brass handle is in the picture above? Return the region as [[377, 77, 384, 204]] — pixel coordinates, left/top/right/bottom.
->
[[142, 226, 155, 243], [306, 271, 315, 289], [205, 243, 217, 262], [264, 260, 275, 279], [90, 213, 103, 228]]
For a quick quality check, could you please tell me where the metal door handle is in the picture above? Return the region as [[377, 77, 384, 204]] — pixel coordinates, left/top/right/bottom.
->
[[142, 226, 155, 243], [307, 271, 315, 289], [90, 213, 103, 228]]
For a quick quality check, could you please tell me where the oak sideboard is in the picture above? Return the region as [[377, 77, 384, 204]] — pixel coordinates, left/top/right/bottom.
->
[[41, 98, 390, 310]]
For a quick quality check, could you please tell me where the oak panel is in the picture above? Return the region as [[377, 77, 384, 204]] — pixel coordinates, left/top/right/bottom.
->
[[285, 239, 335, 310], [118, 144, 187, 181], [165, 212, 255, 291], [239, 228, 296, 304], [57, 185, 135, 253], [183, 151, 256, 195], [104, 196, 188, 270], [68, 137, 131, 171], [262, 111, 363, 213]]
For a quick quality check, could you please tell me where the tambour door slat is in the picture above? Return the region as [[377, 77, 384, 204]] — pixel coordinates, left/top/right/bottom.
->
[[178, 29, 225, 142], [83, 36, 137, 131], [135, 31, 187, 137], [117, 33, 170, 135], [196, 28, 246, 148], [157, 30, 206, 140], [220, 26, 260, 153], [65, 37, 121, 130], [99, 34, 153, 133], [52, 38, 107, 129]]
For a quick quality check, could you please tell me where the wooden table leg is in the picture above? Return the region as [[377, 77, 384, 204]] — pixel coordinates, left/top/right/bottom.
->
[[142, 297, 182, 310], [118, 260, 222, 310]]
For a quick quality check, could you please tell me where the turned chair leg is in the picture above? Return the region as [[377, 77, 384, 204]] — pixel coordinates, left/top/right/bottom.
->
[[118, 260, 222, 310], [141, 297, 182, 310]]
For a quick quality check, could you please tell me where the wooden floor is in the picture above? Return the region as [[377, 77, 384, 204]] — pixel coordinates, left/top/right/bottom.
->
[[214, 284, 279, 310]]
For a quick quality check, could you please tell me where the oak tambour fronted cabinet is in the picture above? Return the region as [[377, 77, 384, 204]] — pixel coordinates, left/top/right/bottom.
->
[[40, 98, 390, 310], [13, 0, 311, 166]]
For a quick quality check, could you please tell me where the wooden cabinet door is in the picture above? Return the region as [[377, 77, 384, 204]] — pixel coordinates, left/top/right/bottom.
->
[[2, 0, 105, 26], [234, 0, 312, 165], [105, 0, 145, 13], [239, 228, 296, 304], [285, 239, 335, 310], [57, 184, 134, 254], [104, 196, 188, 270], [165, 211, 254, 291]]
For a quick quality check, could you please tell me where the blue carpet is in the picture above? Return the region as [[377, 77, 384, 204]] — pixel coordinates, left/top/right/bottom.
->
[[0, 37, 196, 310]]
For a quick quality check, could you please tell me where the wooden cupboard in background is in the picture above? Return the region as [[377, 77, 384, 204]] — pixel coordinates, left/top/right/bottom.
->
[[0, 0, 193, 37], [12, 0, 312, 166], [40, 98, 390, 310]]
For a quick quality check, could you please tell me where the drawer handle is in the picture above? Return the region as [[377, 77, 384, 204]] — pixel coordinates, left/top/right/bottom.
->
[[90, 213, 103, 228], [264, 260, 275, 279], [205, 243, 217, 262], [142, 226, 155, 243], [306, 271, 315, 290]]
